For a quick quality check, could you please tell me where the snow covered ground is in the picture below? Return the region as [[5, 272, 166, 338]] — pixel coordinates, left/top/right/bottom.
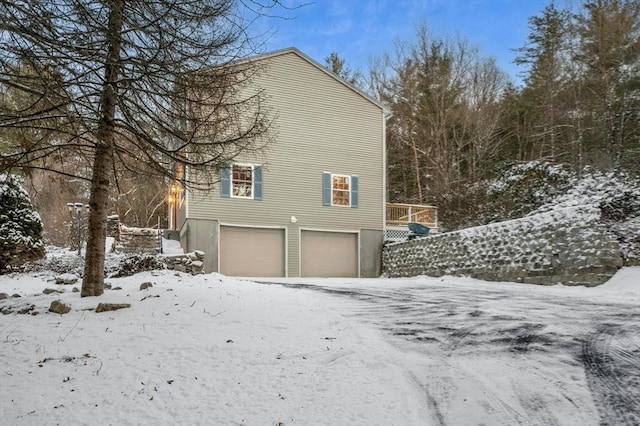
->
[[259, 270, 640, 425], [0, 269, 425, 425], [1, 265, 638, 425]]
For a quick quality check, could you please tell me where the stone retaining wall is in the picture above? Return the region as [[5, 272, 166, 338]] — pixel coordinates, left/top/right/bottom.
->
[[118, 224, 161, 254], [383, 206, 623, 286], [160, 251, 205, 274]]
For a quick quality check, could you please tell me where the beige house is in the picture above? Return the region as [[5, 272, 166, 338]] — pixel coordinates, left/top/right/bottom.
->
[[173, 48, 386, 278]]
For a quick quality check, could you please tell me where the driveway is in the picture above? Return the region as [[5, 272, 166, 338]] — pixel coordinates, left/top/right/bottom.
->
[[256, 276, 640, 426]]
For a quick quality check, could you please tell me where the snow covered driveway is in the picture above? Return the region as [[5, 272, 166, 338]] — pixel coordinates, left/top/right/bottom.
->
[[257, 271, 640, 426]]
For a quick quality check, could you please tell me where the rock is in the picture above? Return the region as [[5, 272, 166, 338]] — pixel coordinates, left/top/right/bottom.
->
[[113, 286, 122, 290], [95, 303, 131, 313], [191, 261, 204, 274], [55, 273, 78, 285], [0, 293, 8, 300], [18, 304, 36, 314], [49, 300, 71, 314], [140, 282, 153, 290], [156, 251, 206, 275], [72, 287, 79, 293], [111, 254, 166, 278], [43, 288, 63, 295], [103, 282, 112, 290], [11, 294, 21, 298]]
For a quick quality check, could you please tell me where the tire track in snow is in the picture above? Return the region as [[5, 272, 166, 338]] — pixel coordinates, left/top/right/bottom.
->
[[581, 324, 640, 426], [255, 280, 640, 425], [514, 389, 562, 426]]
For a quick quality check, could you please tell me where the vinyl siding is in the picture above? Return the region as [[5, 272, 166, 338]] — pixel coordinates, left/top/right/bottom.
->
[[186, 50, 384, 276]]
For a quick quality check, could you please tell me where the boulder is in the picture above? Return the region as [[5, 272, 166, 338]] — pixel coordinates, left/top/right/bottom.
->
[[95, 303, 131, 313], [140, 282, 153, 290], [49, 300, 71, 314], [55, 274, 78, 285]]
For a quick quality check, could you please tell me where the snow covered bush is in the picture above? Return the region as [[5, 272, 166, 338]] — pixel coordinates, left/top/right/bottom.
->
[[109, 253, 166, 278], [437, 161, 573, 231], [530, 167, 640, 215], [530, 168, 640, 264], [485, 161, 573, 221], [0, 174, 45, 272], [437, 162, 640, 239]]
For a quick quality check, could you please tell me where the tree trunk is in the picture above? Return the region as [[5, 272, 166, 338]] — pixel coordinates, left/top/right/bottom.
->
[[411, 139, 423, 203], [81, 0, 124, 297], [81, 144, 112, 297]]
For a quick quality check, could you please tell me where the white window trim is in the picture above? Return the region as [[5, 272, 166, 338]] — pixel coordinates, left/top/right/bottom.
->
[[230, 163, 255, 200], [331, 173, 351, 207]]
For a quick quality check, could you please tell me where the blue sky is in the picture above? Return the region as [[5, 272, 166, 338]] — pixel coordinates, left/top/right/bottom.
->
[[254, 0, 554, 83]]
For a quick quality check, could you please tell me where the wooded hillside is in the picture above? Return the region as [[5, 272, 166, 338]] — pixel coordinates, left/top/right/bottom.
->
[[364, 0, 639, 229]]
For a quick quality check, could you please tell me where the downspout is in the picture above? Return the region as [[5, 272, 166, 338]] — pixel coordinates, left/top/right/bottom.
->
[[382, 110, 389, 237]]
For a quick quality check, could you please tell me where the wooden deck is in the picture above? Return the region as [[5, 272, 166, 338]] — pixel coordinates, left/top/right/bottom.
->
[[386, 203, 438, 228], [385, 203, 438, 242]]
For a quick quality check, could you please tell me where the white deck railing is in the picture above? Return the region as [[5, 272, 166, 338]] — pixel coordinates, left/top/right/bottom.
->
[[385, 203, 438, 242]]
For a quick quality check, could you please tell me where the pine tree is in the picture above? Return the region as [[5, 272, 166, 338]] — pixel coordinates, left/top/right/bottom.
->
[[0, 0, 279, 295], [514, 3, 571, 163], [0, 174, 45, 272]]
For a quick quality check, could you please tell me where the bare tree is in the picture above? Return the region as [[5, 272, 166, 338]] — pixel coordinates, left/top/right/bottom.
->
[[0, 0, 282, 296], [373, 25, 508, 203]]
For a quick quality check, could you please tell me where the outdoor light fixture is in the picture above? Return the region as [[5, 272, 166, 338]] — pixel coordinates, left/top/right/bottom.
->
[[167, 183, 182, 230], [67, 202, 87, 256]]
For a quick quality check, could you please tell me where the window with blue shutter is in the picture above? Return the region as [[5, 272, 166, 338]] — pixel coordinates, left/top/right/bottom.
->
[[350, 175, 358, 208], [220, 166, 231, 198], [324, 172, 359, 208], [323, 172, 331, 206], [253, 165, 263, 201], [222, 163, 262, 200]]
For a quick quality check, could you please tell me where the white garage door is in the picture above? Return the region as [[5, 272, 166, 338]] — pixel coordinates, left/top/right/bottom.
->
[[220, 226, 285, 277], [301, 230, 358, 278]]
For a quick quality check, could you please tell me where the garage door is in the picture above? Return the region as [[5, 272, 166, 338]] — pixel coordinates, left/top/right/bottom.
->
[[220, 226, 285, 277], [301, 231, 358, 278]]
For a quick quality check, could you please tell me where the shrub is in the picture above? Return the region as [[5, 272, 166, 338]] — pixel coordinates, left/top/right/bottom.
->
[[0, 174, 45, 272], [109, 253, 166, 278], [486, 161, 573, 220], [437, 161, 573, 231]]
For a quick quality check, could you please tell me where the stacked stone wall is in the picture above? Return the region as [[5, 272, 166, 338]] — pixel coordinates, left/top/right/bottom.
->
[[160, 251, 205, 274], [118, 224, 161, 254], [383, 206, 623, 286]]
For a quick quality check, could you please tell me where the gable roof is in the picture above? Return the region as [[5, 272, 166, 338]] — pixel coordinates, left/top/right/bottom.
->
[[243, 47, 387, 113]]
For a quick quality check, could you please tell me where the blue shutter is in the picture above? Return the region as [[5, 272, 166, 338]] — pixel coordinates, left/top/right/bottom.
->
[[253, 165, 262, 201], [323, 172, 331, 206], [350, 175, 358, 208], [220, 166, 231, 198]]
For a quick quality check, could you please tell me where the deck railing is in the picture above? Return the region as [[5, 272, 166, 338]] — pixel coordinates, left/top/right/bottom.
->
[[386, 203, 438, 229]]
